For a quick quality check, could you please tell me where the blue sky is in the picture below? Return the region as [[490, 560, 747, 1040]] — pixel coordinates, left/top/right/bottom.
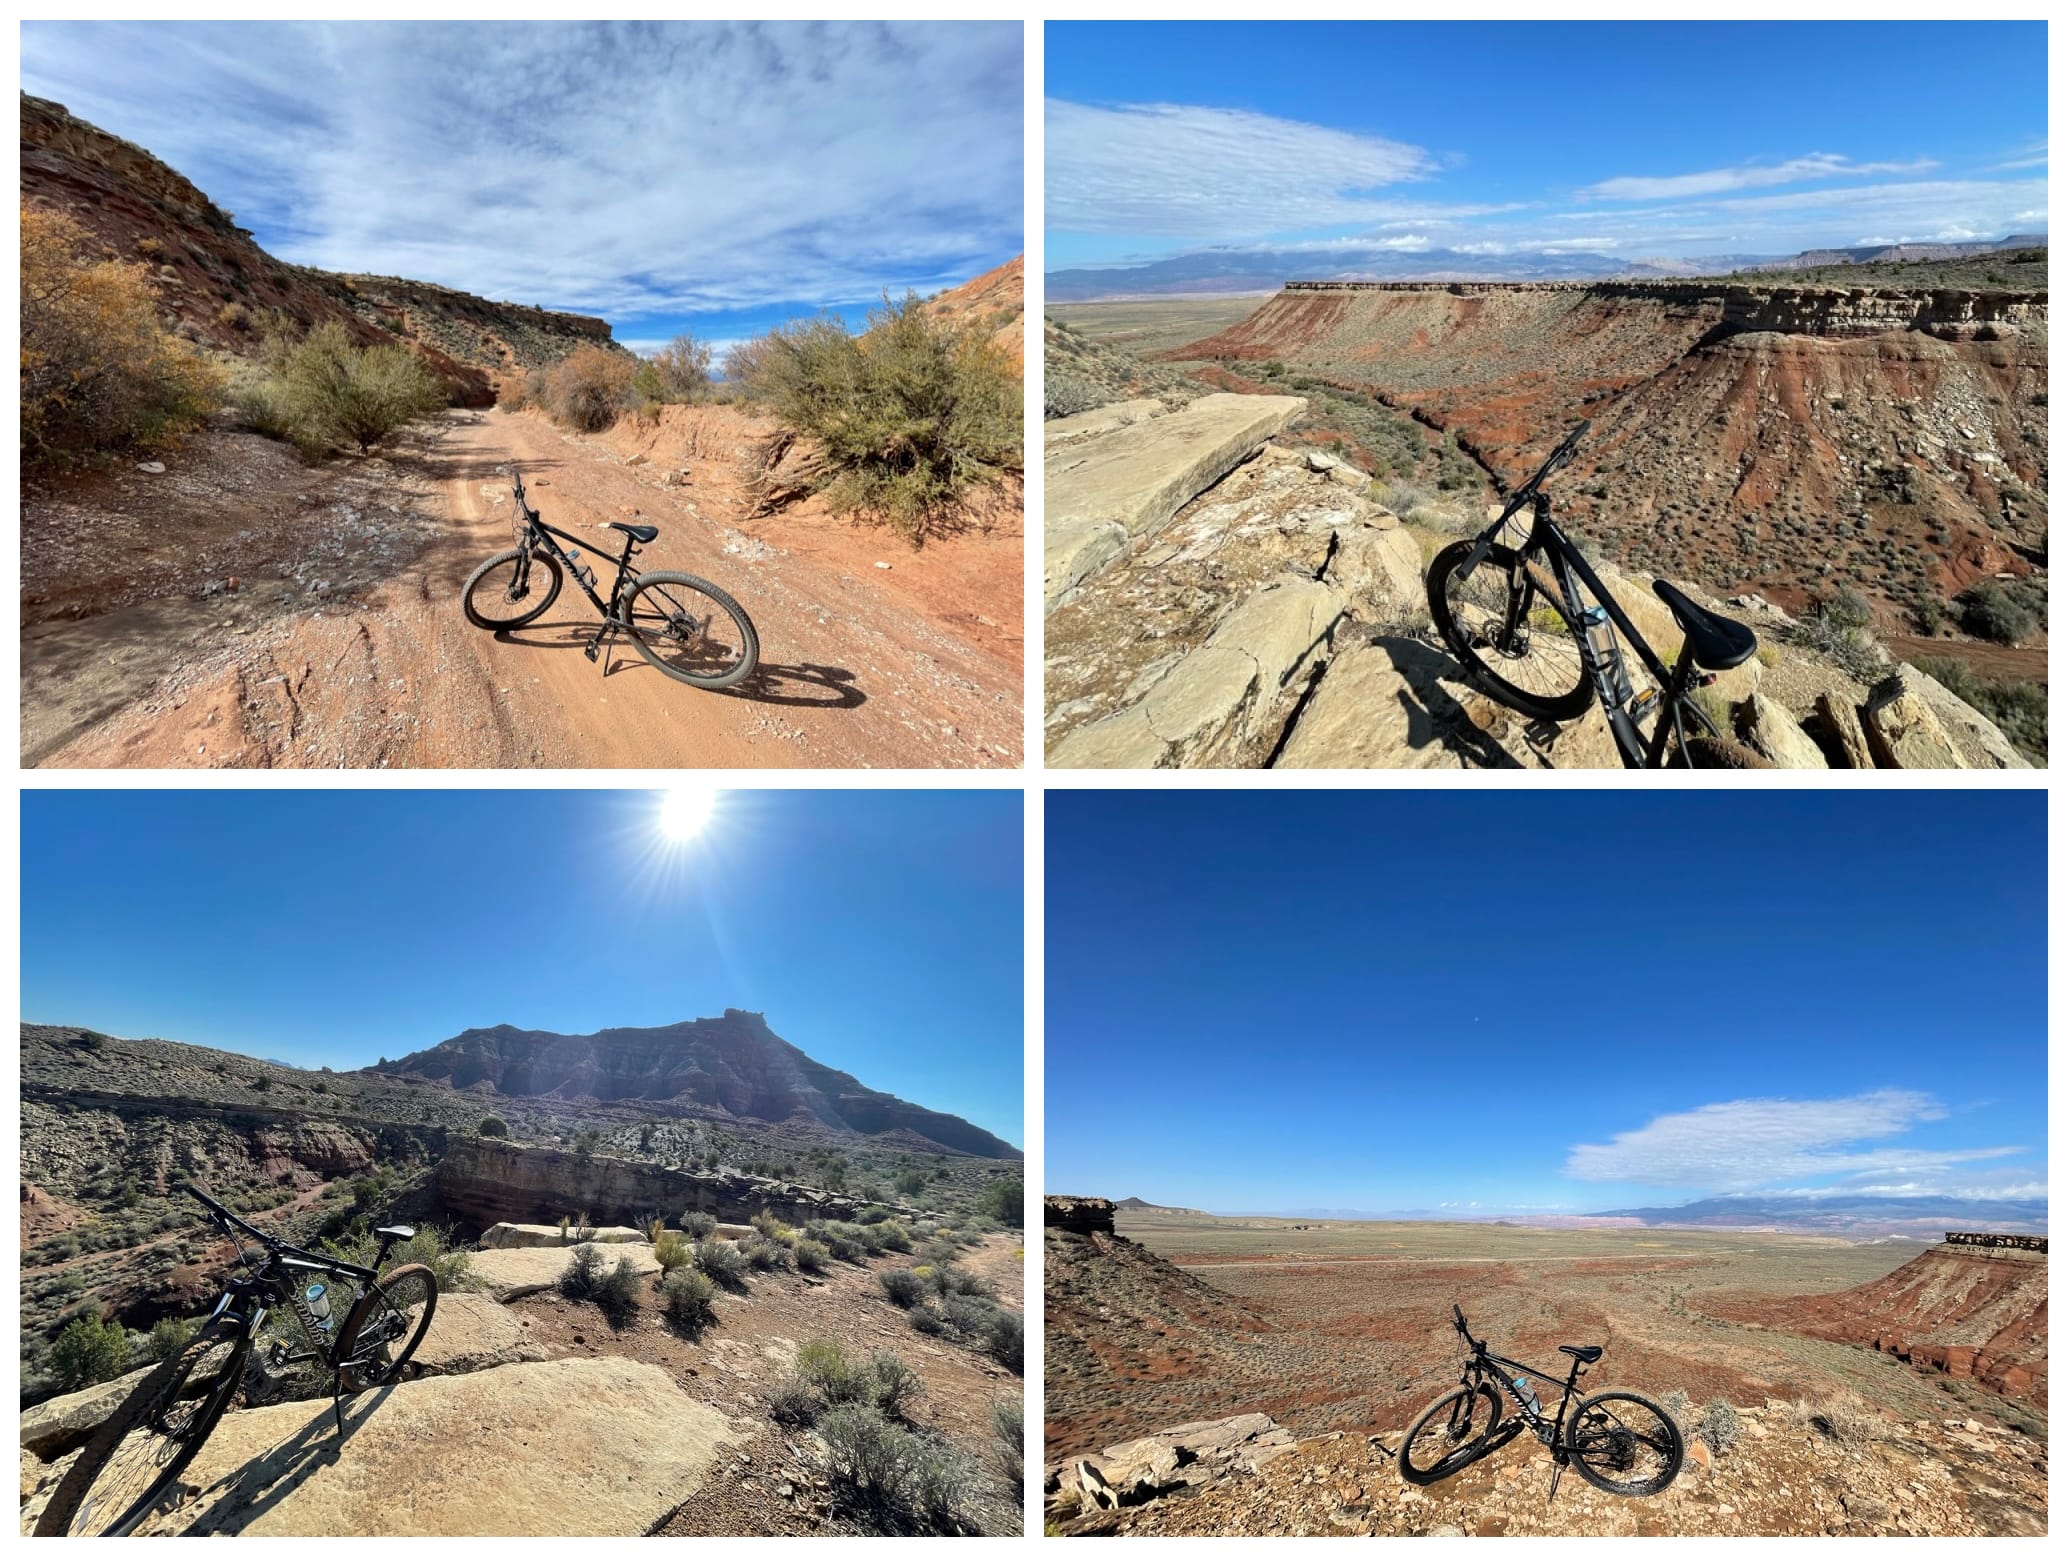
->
[[21, 21, 1023, 357], [21, 789, 1023, 1148], [1046, 792, 2045, 1217], [1047, 21, 2047, 268]]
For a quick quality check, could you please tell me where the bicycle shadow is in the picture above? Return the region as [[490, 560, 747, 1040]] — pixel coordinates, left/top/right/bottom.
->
[[491, 618, 866, 710], [1421, 1419, 1529, 1486], [1368, 635, 1525, 770], [169, 1384, 399, 1534]]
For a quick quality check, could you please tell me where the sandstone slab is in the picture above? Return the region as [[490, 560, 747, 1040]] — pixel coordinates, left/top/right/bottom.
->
[[135, 1358, 732, 1537], [410, 1293, 548, 1376], [468, 1242, 661, 1302], [1738, 692, 1829, 768], [19, 1365, 152, 1458], [1814, 690, 1875, 769], [1045, 398, 1168, 442], [1906, 666, 2032, 769], [1045, 394, 1307, 611], [1863, 666, 1969, 769], [478, 1222, 648, 1250]]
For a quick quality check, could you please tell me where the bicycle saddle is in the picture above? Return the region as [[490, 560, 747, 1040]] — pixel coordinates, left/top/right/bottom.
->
[[609, 521, 659, 543], [1559, 1344, 1603, 1363], [1652, 581, 1757, 671], [375, 1225, 415, 1241]]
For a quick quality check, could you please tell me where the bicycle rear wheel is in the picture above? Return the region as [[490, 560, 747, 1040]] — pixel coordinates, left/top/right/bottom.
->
[[1427, 540, 1592, 720], [1398, 1380, 1504, 1485], [462, 547, 563, 630], [1563, 1389, 1684, 1496], [35, 1318, 249, 1536], [623, 571, 760, 689], [335, 1263, 439, 1392]]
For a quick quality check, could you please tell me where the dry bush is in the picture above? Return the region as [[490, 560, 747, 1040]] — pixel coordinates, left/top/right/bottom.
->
[[540, 345, 636, 432], [1790, 1391, 1897, 1445], [240, 320, 446, 456], [21, 205, 223, 471], [650, 334, 714, 401]]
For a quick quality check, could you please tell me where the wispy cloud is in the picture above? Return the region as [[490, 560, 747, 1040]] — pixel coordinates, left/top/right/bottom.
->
[[20, 22, 1022, 328], [1993, 140, 2048, 171], [1582, 153, 1938, 202], [1565, 1090, 2028, 1196], [1046, 98, 1437, 239]]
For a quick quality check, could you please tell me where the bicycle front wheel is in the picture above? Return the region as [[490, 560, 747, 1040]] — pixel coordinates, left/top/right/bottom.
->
[[335, 1263, 439, 1392], [623, 571, 760, 689], [1427, 540, 1592, 720], [462, 547, 563, 630], [1398, 1380, 1504, 1485], [1563, 1389, 1684, 1496], [35, 1318, 250, 1537]]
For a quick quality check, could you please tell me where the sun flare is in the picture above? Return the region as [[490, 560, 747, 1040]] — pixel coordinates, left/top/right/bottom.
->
[[658, 786, 717, 843]]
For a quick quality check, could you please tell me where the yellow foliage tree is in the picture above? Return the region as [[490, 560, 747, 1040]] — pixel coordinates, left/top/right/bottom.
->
[[21, 205, 223, 470]]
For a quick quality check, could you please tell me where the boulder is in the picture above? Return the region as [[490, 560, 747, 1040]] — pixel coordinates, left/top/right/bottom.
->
[[132, 1359, 733, 1537], [467, 1242, 662, 1303], [1045, 398, 1168, 442], [1324, 520, 1423, 612], [1862, 666, 1970, 769], [1049, 581, 1341, 768], [1905, 666, 2032, 769], [478, 1223, 648, 1250], [1045, 394, 1307, 612], [409, 1293, 548, 1376], [1814, 691, 1876, 769], [20, 1365, 153, 1459], [1737, 693, 1829, 768]]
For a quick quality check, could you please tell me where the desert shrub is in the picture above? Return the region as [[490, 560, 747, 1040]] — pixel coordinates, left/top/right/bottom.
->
[[814, 1222, 867, 1263], [990, 1394, 1024, 1490], [818, 1404, 972, 1530], [942, 1293, 1001, 1338], [1956, 580, 2040, 645], [737, 292, 1020, 543], [1910, 655, 2046, 762], [52, 1314, 133, 1391], [21, 205, 223, 471], [1044, 370, 1104, 421], [145, 1316, 199, 1363], [769, 1375, 822, 1425], [751, 1210, 795, 1244], [679, 1210, 719, 1239], [540, 345, 636, 432], [980, 1177, 1023, 1228], [661, 1269, 716, 1335], [1697, 1399, 1741, 1455], [649, 334, 714, 402], [795, 1338, 869, 1408], [652, 1228, 694, 1274], [894, 1168, 926, 1198], [215, 301, 252, 333], [477, 1115, 508, 1138], [931, 1265, 991, 1299], [497, 371, 534, 410], [865, 1350, 924, 1417], [245, 320, 447, 455], [794, 1238, 831, 1273], [320, 1222, 472, 1294], [744, 1236, 789, 1271], [1793, 587, 1885, 682], [697, 1235, 748, 1288], [909, 1303, 949, 1337], [1792, 1392, 1895, 1445], [875, 1221, 914, 1254], [1661, 1388, 1692, 1426], [985, 1308, 1024, 1373], [879, 1267, 927, 1308]]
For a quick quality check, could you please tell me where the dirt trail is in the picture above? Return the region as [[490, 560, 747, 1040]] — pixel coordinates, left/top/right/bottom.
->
[[27, 408, 1021, 768]]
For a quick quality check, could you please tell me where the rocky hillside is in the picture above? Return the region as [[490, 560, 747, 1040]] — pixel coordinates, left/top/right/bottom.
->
[[1712, 1240, 2048, 1406], [20, 93, 624, 397], [368, 1012, 1020, 1159], [929, 254, 1025, 368], [1041, 385, 2030, 768], [1046, 1402, 2046, 1537]]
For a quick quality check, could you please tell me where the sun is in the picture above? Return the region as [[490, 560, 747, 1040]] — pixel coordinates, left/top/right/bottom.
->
[[658, 786, 717, 843]]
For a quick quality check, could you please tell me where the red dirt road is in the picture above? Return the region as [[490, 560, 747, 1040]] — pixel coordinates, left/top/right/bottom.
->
[[28, 408, 1022, 769]]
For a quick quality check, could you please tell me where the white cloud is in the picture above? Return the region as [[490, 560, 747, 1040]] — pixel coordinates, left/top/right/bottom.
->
[[1582, 153, 1938, 202], [1046, 98, 1435, 239], [1993, 141, 2047, 171], [20, 21, 1022, 325], [1564, 1090, 2028, 1195]]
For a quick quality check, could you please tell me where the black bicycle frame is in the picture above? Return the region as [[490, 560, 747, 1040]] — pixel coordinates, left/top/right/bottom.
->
[[1469, 1345, 1589, 1449], [512, 474, 640, 621]]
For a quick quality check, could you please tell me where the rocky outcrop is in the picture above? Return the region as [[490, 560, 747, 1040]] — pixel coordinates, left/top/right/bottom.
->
[[408, 1292, 549, 1375], [18, 1366, 151, 1459], [374, 1010, 1020, 1160], [1048, 1413, 1297, 1527], [125, 1358, 733, 1536], [465, 1241, 664, 1302], [437, 1135, 871, 1231], [1045, 1196, 1117, 1235], [1863, 666, 1970, 769], [477, 1221, 647, 1249], [1045, 393, 1308, 612]]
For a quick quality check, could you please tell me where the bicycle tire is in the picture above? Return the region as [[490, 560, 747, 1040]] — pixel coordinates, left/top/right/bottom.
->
[[1427, 540, 1593, 721], [334, 1262, 438, 1392], [622, 570, 760, 689], [35, 1318, 250, 1537], [1397, 1380, 1504, 1485], [1563, 1388, 1684, 1496], [462, 547, 563, 630]]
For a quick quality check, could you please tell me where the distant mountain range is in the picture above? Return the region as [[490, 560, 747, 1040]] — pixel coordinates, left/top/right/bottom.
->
[[1595, 1193, 2048, 1238], [366, 1010, 1020, 1159], [1046, 233, 2047, 302]]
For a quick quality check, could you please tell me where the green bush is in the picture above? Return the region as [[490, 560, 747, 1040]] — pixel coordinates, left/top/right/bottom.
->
[[661, 1269, 716, 1335], [21, 206, 224, 471], [986, 1308, 1024, 1373], [980, 1177, 1023, 1229], [320, 1222, 471, 1294], [879, 1267, 927, 1308], [698, 1235, 748, 1288], [794, 1238, 831, 1274], [990, 1394, 1024, 1490], [244, 319, 447, 455], [652, 1228, 694, 1274], [865, 1350, 924, 1417], [909, 1303, 949, 1337], [744, 1236, 789, 1271], [1956, 580, 2040, 645], [477, 1115, 508, 1138], [738, 292, 1021, 543], [52, 1314, 132, 1391], [817, 1404, 972, 1530], [876, 1221, 914, 1254], [769, 1375, 821, 1426], [679, 1210, 718, 1239], [649, 334, 714, 403], [750, 1210, 794, 1244], [1911, 656, 2047, 763], [145, 1316, 199, 1362]]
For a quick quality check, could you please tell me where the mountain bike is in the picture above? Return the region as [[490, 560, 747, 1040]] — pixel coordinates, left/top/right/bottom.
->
[[462, 466, 759, 689], [1398, 1304, 1683, 1501], [34, 1184, 438, 1538], [1425, 422, 1768, 768]]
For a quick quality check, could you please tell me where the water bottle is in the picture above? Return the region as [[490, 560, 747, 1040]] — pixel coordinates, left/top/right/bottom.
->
[[1581, 606, 1634, 704], [303, 1280, 336, 1333], [1512, 1375, 1539, 1412]]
